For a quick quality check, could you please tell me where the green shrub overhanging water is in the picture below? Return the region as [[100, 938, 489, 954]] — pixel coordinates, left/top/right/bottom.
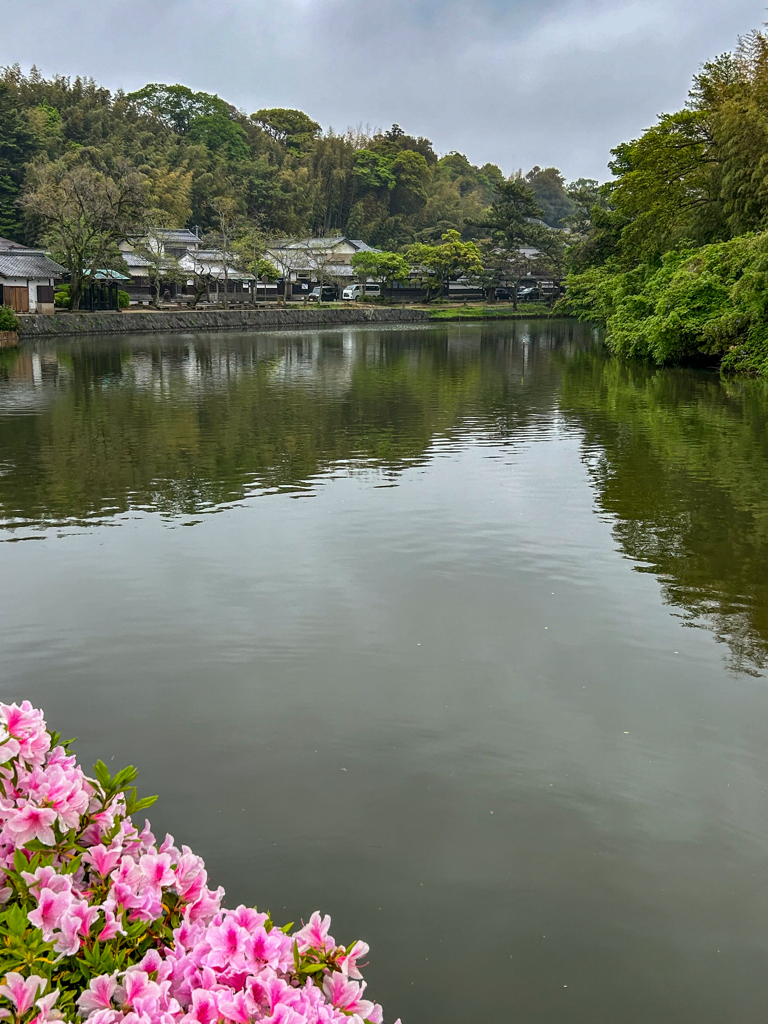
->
[[0, 701, 396, 1024], [566, 233, 768, 375]]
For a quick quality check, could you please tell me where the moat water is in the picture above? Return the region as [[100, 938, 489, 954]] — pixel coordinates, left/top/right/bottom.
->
[[1, 321, 767, 1023]]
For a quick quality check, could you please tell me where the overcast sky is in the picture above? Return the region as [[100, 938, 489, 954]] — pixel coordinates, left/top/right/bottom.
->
[[0, 0, 762, 180]]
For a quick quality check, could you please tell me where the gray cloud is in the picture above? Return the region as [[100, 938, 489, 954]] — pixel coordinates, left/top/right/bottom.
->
[[0, 0, 761, 179]]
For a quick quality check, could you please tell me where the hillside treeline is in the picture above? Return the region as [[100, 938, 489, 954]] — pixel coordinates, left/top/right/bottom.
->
[[0, 64, 592, 251], [566, 26, 768, 377]]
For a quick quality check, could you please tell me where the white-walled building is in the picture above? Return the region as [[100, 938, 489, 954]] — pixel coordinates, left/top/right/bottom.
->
[[0, 237, 64, 314], [266, 237, 379, 286]]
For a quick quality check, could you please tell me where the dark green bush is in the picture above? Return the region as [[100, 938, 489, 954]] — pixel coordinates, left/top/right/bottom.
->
[[118, 290, 130, 308], [54, 284, 71, 308], [0, 305, 19, 331]]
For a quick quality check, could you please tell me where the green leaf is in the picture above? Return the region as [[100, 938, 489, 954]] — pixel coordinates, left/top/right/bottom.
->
[[13, 848, 30, 874], [93, 760, 112, 787]]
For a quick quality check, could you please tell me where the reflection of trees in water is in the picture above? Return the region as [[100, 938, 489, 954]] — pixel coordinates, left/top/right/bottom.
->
[[560, 352, 768, 675], [0, 323, 579, 528]]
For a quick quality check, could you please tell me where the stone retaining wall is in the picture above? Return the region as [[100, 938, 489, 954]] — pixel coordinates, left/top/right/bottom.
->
[[17, 307, 430, 339]]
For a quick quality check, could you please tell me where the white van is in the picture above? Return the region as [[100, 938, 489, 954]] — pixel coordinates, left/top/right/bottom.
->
[[342, 283, 381, 301]]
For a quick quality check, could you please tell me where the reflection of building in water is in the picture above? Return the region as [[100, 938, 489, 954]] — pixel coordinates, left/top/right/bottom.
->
[[267, 332, 358, 397], [0, 349, 68, 413]]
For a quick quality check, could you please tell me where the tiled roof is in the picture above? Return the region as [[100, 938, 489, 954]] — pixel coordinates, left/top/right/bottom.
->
[[0, 253, 65, 278], [269, 237, 378, 252], [347, 240, 379, 253], [122, 252, 152, 268], [156, 229, 201, 245]]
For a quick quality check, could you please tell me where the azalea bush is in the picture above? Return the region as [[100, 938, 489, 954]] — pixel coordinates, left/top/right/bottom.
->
[[0, 701, 395, 1024]]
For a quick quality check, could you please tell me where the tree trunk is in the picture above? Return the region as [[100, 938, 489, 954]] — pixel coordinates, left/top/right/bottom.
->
[[512, 282, 518, 311], [70, 273, 83, 312]]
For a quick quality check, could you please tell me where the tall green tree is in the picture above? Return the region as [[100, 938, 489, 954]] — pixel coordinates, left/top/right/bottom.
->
[[405, 229, 483, 301], [350, 249, 410, 290], [22, 156, 146, 310], [0, 82, 37, 239]]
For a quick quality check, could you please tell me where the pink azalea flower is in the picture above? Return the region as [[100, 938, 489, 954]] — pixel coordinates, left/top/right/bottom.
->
[[139, 852, 176, 890], [338, 940, 369, 980], [139, 949, 164, 974], [322, 974, 375, 1020], [78, 975, 119, 1015], [29, 988, 62, 1024], [83, 1011, 121, 1024], [294, 912, 335, 953], [0, 974, 46, 1015], [1, 702, 50, 766], [262, 1005, 306, 1024], [5, 803, 57, 846], [21, 865, 70, 892], [216, 990, 251, 1024], [182, 988, 218, 1024], [119, 971, 161, 1011], [205, 917, 249, 968], [84, 844, 123, 878], [98, 906, 125, 941], [28, 887, 73, 941]]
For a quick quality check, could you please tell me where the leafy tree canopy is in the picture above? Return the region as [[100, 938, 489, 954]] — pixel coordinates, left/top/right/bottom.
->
[[126, 83, 233, 134], [250, 108, 320, 148]]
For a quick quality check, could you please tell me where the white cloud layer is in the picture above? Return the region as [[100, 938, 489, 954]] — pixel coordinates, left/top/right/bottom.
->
[[0, 0, 761, 179]]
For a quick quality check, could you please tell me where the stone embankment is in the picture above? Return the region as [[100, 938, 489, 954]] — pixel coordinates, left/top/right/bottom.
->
[[16, 307, 430, 339]]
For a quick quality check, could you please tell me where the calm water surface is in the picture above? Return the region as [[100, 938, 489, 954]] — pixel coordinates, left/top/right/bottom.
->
[[1, 321, 768, 1023]]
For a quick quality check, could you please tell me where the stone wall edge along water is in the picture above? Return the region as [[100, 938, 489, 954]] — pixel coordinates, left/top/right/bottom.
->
[[15, 307, 430, 339]]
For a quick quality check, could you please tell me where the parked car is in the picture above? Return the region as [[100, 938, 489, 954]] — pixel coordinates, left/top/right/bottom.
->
[[342, 283, 381, 301], [307, 284, 338, 302], [517, 286, 537, 299]]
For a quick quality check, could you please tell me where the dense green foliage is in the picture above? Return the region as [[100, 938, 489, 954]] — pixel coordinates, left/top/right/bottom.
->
[[0, 304, 19, 330], [0, 64, 579, 253], [564, 26, 768, 376]]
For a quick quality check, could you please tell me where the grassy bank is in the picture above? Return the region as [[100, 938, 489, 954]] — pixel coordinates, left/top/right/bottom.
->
[[426, 303, 552, 321]]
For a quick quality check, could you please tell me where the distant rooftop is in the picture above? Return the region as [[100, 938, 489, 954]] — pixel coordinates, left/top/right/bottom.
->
[[0, 236, 27, 252], [268, 237, 379, 253], [156, 229, 201, 245]]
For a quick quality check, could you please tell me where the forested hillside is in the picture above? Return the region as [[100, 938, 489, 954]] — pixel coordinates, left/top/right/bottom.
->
[[565, 26, 768, 377], [0, 64, 588, 251]]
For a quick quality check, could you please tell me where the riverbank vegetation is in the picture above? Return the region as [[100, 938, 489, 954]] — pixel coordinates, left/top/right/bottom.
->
[[0, 699, 394, 1024], [0, 65, 598, 312], [563, 26, 768, 377]]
